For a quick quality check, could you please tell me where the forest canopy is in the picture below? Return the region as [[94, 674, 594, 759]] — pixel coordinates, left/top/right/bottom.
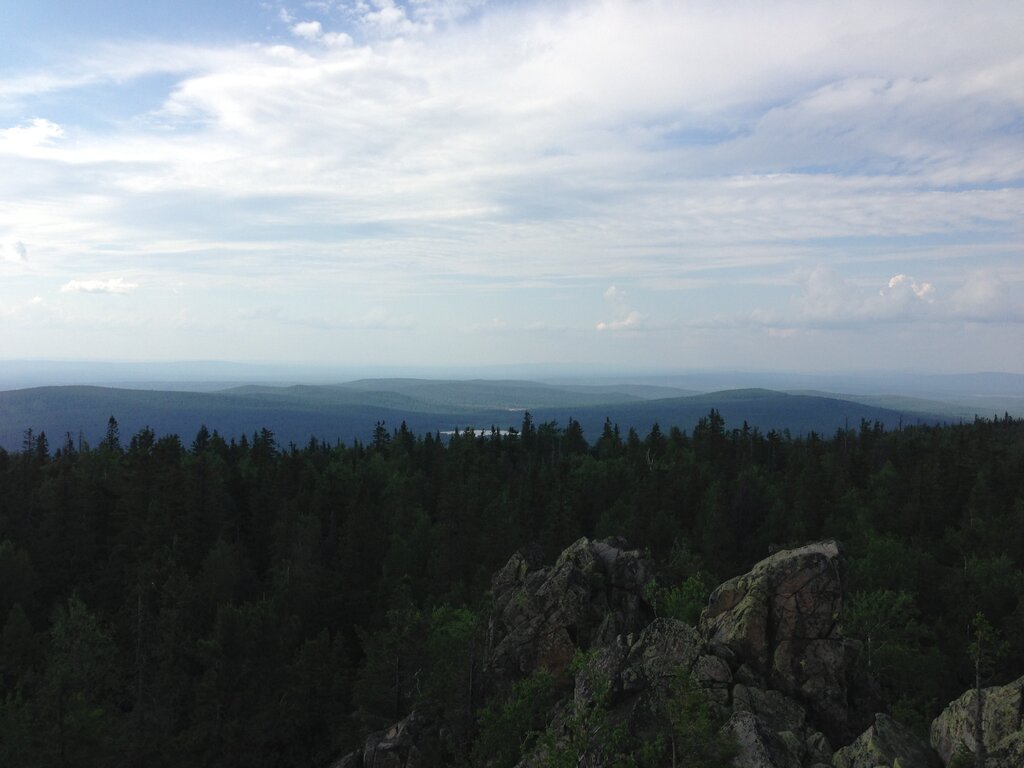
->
[[1, 412, 1022, 766]]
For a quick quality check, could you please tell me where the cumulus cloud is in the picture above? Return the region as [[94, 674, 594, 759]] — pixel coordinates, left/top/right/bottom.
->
[[1, 1, 1023, 366], [864, 274, 937, 319], [0, 240, 28, 262], [291, 20, 324, 40], [0, 296, 57, 325], [0, 118, 64, 153], [60, 278, 139, 294], [361, 0, 417, 36], [951, 271, 1023, 322], [880, 273, 934, 303], [596, 285, 643, 331], [793, 267, 937, 324], [738, 266, 1024, 332], [407, 0, 486, 26], [288, 19, 353, 46]]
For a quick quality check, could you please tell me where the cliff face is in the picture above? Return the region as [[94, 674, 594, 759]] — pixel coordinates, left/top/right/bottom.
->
[[332, 539, 1019, 768]]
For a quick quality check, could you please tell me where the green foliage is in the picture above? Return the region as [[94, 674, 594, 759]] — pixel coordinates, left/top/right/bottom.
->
[[529, 654, 734, 768], [0, 412, 1022, 763], [278, 629, 353, 767], [646, 573, 714, 625], [843, 589, 944, 729], [661, 671, 737, 768], [353, 599, 485, 759], [645, 539, 717, 625], [473, 670, 559, 768], [968, 612, 1009, 682], [533, 651, 633, 768], [39, 595, 120, 768]]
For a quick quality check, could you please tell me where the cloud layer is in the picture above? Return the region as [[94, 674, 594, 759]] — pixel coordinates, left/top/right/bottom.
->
[[0, 0, 1021, 370], [60, 278, 139, 295]]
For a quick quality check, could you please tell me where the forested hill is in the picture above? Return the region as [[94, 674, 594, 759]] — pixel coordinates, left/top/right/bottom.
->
[[1, 412, 1022, 766], [0, 381, 950, 451]]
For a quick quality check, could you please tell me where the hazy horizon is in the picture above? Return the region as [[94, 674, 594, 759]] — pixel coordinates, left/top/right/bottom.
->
[[4, 358, 1024, 401], [2, 1, 1022, 372]]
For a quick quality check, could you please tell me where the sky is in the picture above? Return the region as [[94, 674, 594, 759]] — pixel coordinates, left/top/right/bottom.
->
[[1, 0, 1022, 374]]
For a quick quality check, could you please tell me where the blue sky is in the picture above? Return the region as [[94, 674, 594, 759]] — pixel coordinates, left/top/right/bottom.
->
[[1, 0, 1022, 374]]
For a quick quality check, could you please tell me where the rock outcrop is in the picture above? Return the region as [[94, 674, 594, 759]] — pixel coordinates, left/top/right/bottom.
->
[[725, 710, 806, 768], [930, 674, 1024, 767], [700, 540, 868, 744], [331, 709, 447, 768], [332, 537, 972, 768], [518, 539, 879, 768], [833, 713, 938, 768], [486, 537, 654, 692], [729, 683, 833, 767]]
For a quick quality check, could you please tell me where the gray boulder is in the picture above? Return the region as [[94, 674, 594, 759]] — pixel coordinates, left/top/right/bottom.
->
[[726, 710, 804, 768], [700, 540, 868, 743], [360, 709, 446, 768], [487, 537, 654, 691], [833, 713, 938, 768], [930, 675, 1024, 767]]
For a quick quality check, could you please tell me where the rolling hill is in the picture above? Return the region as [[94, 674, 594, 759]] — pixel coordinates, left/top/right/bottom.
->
[[0, 380, 953, 451]]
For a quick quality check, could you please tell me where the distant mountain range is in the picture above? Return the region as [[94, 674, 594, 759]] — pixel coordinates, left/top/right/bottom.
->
[[0, 377, 1002, 451]]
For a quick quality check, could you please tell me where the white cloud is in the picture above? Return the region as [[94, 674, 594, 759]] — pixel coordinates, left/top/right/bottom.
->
[[951, 270, 1023, 322], [882, 274, 934, 303], [0, 295, 60, 326], [734, 266, 1024, 332], [0, 240, 28, 262], [60, 278, 139, 294], [1, 1, 1022, 368], [792, 267, 937, 324], [596, 285, 643, 331], [291, 19, 353, 46], [407, 0, 486, 26], [596, 311, 641, 332], [0, 118, 64, 153], [361, 0, 417, 36], [291, 20, 324, 40]]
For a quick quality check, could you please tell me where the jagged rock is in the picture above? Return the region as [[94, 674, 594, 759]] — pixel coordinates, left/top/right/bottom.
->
[[693, 654, 733, 706], [700, 540, 867, 743], [732, 684, 808, 733], [807, 731, 834, 765], [341, 538, 930, 768], [930, 674, 1024, 767], [726, 710, 804, 768], [987, 730, 1024, 768], [574, 637, 630, 706], [622, 618, 703, 691], [487, 537, 654, 690], [731, 683, 834, 765], [833, 713, 938, 768], [360, 710, 446, 768], [572, 616, 708, 738], [735, 663, 766, 688]]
